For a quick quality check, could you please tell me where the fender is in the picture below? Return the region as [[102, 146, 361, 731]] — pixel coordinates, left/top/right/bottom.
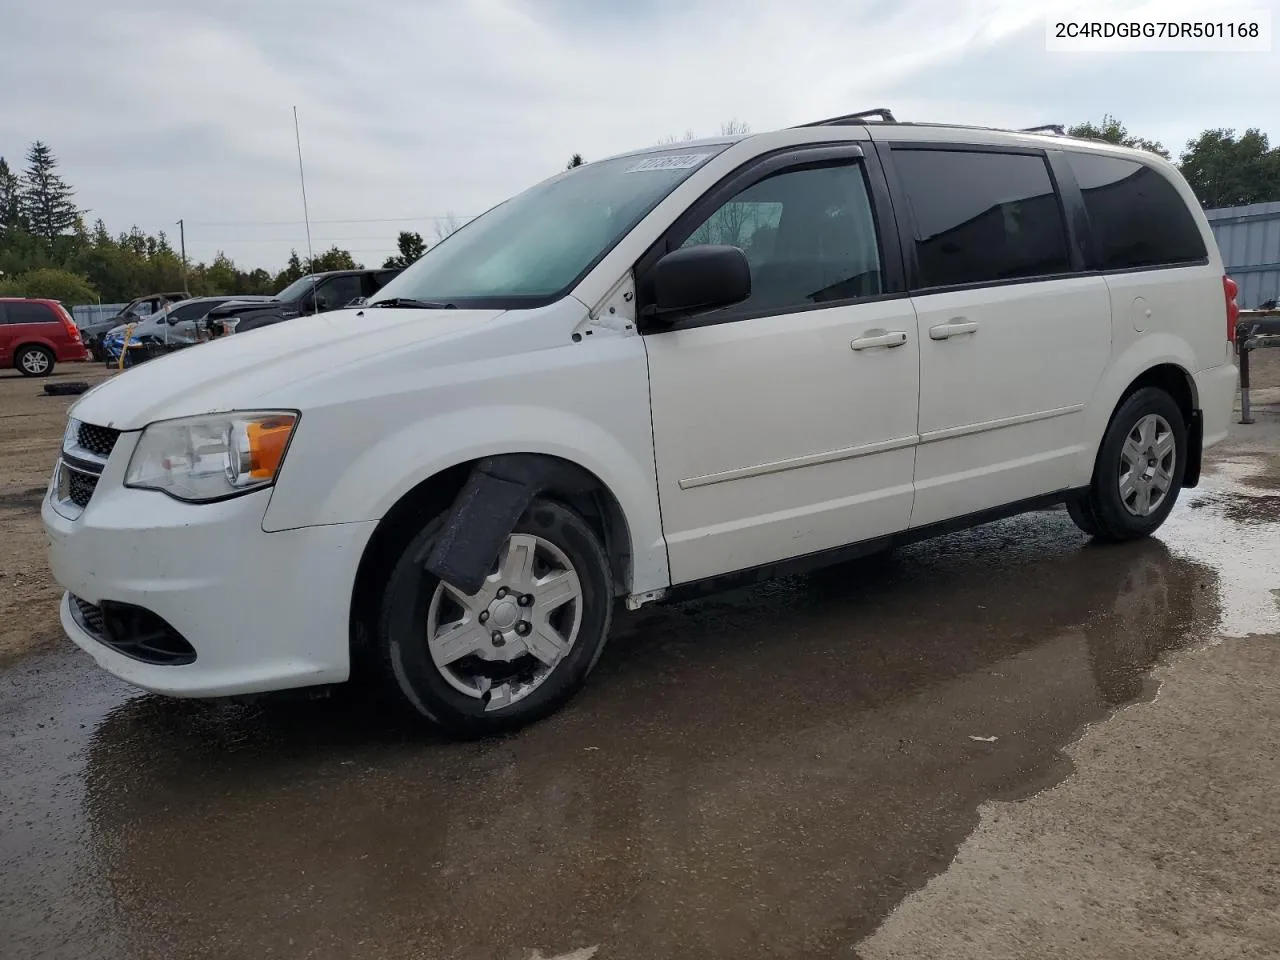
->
[[263, 401, 672, 596], [421, 455, 602, 594], [1071, 332, 1200, 487]]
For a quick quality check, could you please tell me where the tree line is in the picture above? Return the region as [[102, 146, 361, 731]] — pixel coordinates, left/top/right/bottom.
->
[[3, 117, 1279, 305], [0, 143, 462, 306]]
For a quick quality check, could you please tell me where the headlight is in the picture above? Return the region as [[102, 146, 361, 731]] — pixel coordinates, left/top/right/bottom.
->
[[125, 411, 299, 502]]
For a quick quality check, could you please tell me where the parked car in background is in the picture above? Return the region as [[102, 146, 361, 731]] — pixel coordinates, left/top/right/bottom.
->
[[202, 269, 401, 335], [0, 298, 88, 376], [106, 295, 273, 344], [81, 291, 191, 360]]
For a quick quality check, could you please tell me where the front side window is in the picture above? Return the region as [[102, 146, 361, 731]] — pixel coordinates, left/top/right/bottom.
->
[[894, 149, 1072, 289], [276, 275, 322, 301], [678, 160, 883, 316], [371, 145, 729, 308], [1065, 152, 1207, 270], [168, 300, 215, 322], [318, 276, 363, 310]]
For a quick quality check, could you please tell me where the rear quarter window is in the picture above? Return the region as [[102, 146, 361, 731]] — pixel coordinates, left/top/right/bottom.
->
[[1065, 152, 1207, 270], [3, 302, 57, 324]]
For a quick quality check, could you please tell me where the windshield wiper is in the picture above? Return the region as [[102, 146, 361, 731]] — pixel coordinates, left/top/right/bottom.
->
[[368, 297, 457, 309]]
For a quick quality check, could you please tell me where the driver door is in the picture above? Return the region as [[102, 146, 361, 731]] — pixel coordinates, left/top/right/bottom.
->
[[640, 145, 920, 585]]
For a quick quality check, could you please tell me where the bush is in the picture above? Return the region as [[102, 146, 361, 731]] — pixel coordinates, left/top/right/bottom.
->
[[0, 267, 98, 305]]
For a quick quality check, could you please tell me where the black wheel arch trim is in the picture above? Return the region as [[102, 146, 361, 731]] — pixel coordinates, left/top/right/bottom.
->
[[421, 454, 604, 595]]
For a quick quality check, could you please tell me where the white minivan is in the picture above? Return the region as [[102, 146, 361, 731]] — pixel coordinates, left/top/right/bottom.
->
[[45, 112, 1239, 734]]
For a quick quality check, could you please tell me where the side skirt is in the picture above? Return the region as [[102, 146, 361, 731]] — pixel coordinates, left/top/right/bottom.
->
[[661, 488, 1090, 604]]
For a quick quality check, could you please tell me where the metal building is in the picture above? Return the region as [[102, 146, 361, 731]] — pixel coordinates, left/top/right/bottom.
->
[[1206, 202, 1280, 308]]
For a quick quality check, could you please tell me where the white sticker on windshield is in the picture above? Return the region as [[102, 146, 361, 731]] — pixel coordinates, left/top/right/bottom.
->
[[625, 153, 712, 173]]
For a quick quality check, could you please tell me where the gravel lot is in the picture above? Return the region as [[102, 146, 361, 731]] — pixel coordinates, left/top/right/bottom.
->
[[0, 364, 115, 666]]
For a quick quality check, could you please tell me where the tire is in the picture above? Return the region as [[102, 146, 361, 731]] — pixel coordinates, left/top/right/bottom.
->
[[1065, 497, 1101, 537], [1069, 387, 1187, 542], [377, 498, 614, 736], [15, 345, 54, 377]]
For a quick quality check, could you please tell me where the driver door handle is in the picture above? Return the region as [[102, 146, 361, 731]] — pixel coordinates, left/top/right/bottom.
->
[[929, 318, 979, 340], [850, 330, 908, 351]]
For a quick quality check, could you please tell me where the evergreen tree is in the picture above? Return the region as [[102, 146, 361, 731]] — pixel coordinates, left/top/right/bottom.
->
[[20, 141, 80, 244], [0, 157, 22, 231]]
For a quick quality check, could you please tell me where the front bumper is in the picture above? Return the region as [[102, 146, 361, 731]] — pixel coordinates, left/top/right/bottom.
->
[[43, 436, 376, 697]]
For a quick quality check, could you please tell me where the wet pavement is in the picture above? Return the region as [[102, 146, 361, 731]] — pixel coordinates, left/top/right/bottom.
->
[[3, 448, 1280, 959]]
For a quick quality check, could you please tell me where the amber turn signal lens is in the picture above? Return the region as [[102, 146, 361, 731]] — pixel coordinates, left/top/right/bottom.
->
[[246, 415, 296, 480]]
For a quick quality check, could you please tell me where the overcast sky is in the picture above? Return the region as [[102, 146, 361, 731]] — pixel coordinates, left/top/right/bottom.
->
[[2, 0, 1276, 271]]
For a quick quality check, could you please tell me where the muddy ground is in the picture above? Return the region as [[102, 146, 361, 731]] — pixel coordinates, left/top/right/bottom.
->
[[1, 353, 1279, 960]]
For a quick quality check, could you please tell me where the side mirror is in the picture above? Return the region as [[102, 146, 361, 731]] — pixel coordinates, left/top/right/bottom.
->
[[646, 245, 751, 323]]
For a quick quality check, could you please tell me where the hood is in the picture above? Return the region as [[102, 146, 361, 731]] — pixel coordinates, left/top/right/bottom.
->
[[70, 306, 504, 430], [206, 299, 281, 319]]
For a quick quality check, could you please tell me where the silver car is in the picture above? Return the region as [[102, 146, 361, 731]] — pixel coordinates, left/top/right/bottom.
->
[[107, 296, 273, 344]]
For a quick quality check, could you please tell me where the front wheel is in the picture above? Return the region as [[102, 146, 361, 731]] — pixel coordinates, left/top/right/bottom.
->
[[1068, 387, 1187, 542], [378, 498, 614, 736]]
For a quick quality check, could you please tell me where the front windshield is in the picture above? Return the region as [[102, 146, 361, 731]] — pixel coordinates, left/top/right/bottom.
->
[[371, 146, 729, 307], [275, 275, 321, 301]]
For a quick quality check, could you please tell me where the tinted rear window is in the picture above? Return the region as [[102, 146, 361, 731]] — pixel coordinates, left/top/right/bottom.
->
[[3, 302, 56, 325], [1065, 153, 1207, 270], [894, 149, 1072, 289]]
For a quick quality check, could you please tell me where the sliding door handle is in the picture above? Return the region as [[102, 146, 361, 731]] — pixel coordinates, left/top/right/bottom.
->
[[929, 318, 979, 340], [850, 330, 908, 351]]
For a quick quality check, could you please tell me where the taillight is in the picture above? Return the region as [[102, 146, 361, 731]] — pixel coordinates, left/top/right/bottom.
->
[[1224, 276, 1240, 343], [57, 306, 81, 340]]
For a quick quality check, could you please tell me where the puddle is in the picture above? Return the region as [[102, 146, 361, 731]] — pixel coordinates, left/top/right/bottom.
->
[[2, 458, 1278, 959]]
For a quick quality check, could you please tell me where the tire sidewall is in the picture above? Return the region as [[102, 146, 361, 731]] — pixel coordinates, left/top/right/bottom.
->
[[1091, 388, 1187, 537], [379, 499, 613, 735]]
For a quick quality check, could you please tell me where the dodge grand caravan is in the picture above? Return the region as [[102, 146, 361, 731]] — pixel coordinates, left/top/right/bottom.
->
[[44, 111, 1239, 735]]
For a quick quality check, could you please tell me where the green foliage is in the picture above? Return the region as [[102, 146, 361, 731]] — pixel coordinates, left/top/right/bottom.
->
[[1067, 115, 1170, 158], [0, 267, 97, 304], [383, 231, 427, 269], [1178, 128, 1280, 208], [566, 153, 585, 169], [309, 245, 361, 271]]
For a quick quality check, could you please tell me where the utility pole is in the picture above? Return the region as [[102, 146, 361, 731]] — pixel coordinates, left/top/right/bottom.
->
[[292, 106, 315, 273], [176, 218, 188, 293]]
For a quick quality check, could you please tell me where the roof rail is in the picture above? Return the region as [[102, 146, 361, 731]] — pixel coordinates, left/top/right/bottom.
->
[[797, 107, 897, 128], [1021, 124, 1066, 135]]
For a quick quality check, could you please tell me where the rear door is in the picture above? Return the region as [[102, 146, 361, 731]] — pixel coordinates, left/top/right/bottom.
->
[[884, 144, 1112, 527]]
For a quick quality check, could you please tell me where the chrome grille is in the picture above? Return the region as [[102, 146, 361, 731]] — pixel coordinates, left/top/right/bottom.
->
[[66, 468, 99, 508], [76, 423, 120, 459]]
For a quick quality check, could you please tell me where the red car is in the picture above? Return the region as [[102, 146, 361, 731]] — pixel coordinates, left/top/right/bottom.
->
[[0, 298, 89, 376]]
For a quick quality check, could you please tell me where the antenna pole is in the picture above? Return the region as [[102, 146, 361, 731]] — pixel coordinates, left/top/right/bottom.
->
[[293, 106, 315, 272], [176, 218, 187, 293]]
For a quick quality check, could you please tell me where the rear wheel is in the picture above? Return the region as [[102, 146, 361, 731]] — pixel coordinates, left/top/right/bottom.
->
[[377, 498, 614, 736], [15, 345, 54, 377], [1068, 387, 1186, 542]]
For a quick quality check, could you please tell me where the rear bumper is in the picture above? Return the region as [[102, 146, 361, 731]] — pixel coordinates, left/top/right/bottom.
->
[[58, 344, 89, 362], [1195, 359, 1239, 452]]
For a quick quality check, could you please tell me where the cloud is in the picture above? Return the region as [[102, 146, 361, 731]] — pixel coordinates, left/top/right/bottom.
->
[[1, 0, 1275, 271]]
